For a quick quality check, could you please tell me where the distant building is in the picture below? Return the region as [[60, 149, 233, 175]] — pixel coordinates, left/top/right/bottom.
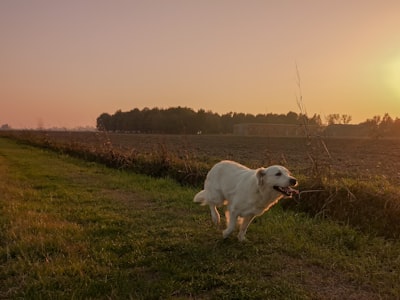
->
[[233, 123, 374, 138], [323, 124, 371, 138], [233, 123, 322, 137]]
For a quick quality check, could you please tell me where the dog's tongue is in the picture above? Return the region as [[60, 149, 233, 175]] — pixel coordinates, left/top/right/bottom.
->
[[275, 186, 299, 196], [288, 187, 299, 195]]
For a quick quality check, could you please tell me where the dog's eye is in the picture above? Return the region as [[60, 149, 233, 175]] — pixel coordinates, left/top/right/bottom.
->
[[275, 172, 282, 176]]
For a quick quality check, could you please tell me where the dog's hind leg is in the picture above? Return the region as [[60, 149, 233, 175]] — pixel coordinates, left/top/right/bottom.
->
[[237, 215, 255, 241], [209, 204, 220, 225]]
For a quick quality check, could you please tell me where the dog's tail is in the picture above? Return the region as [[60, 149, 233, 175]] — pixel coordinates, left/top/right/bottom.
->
[[193, 190, 208, 205]]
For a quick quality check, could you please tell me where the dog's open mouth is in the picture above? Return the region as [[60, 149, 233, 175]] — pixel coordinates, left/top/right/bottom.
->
[[273, 186, 299, 197]]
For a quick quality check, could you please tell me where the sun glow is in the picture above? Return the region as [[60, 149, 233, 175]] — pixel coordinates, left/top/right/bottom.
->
[[383, 53, 400, 99]]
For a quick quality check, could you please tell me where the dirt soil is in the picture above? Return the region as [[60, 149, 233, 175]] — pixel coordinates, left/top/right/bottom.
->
[[44, 132, 400, 185], [108, 134, 400, 184]]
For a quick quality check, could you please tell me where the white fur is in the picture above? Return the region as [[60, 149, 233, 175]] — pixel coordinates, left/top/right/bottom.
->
[[194, 160, 297, 241]]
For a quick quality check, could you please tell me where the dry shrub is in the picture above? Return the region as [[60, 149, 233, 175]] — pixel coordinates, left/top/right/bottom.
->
[[293, 178, 400, 239], [282, 129, 400, 238]]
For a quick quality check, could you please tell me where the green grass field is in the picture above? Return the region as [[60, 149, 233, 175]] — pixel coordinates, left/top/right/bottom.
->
[[1, 137, 399, 299]]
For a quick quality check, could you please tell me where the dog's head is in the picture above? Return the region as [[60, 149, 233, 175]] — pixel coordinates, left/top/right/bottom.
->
[[256, 165, 298, 197]]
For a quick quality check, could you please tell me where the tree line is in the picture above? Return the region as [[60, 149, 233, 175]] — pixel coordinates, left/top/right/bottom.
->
[[359, 113, 400, 138], [96, 107, 322, 134], [96, 107, 400, 137]]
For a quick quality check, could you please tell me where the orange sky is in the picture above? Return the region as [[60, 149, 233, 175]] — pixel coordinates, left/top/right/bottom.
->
[[1, 0, 400, 129]]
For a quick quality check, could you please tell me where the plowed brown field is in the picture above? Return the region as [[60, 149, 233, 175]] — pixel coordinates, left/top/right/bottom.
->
[[42, 132, 400, 184]]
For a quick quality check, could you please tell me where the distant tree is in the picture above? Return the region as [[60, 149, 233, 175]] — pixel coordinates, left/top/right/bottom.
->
[[194, 109, 207, 133], [324, 114, 352, 125], [357, 113, 400, 137], [379, 113, 393, 136], [221, 112, 234, 133], [1, 124, 11, 130], [96, 113, 112, 131], [232, 112, 246, 125], [204, 111, 221, 134], [125, 108, 143, 132], [325, 114, 341, 125], [113, 110, 125, 131], [341, 114, 352, 124], [360, 115, 381, 138], [286, 111, 299, 124], [309, 114, 323, 126]]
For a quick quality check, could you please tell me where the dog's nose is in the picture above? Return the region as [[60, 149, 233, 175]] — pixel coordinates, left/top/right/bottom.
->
[[289, 178, 297, 186]]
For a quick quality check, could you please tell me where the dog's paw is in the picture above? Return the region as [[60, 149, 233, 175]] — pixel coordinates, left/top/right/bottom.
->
[[222, 229, 231, 239], [237, 234, 248, 242]]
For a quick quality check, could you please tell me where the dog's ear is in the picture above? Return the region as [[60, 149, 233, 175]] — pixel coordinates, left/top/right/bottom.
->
[[256, 168, 266, 186]]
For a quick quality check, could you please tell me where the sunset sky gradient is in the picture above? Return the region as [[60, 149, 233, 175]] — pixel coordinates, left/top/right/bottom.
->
[[1, 0, 400, 128]]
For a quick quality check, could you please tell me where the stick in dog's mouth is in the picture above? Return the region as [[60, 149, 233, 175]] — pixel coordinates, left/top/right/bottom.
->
[[273, 186, 299, 197]]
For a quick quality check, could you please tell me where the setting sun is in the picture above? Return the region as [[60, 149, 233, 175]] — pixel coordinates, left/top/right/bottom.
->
[[383, 53, 400, 99]]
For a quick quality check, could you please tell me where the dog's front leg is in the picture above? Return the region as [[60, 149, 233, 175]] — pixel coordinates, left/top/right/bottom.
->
[[237, 215, 255, 241]]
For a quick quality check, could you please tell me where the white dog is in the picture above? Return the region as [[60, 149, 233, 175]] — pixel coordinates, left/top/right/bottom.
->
[[194, 160, 298, 241]]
